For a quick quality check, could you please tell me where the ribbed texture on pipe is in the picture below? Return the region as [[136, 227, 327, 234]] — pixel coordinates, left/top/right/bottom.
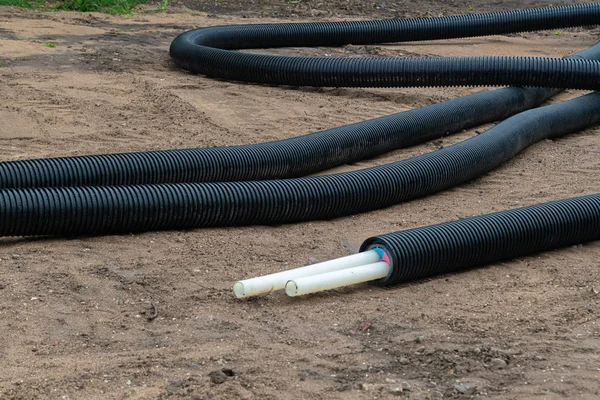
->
[[0, 87, 557, 189], [1, 92, 600, 237], [170, 3, 600, 88], [361, 194, 600, 285], [2, 4, 600, 189]]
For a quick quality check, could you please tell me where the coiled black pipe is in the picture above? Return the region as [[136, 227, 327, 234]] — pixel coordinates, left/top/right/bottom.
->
[[169, 3, 600, 89], [1, 3, 600, 189], [1, 91, 599, 237], [361, 193, 600, 286]]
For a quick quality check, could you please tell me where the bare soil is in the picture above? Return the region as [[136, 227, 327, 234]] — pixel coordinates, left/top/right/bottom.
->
[[0, 1, 599, 399]]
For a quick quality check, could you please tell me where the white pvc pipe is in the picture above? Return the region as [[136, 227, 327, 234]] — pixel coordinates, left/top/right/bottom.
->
[[233, 250, 381, 298], [285, 261, 390, 297]]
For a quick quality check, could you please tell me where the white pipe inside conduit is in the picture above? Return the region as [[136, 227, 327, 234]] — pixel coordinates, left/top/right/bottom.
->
[[285, 261, 390, 297], [233, 250, 382, 298]]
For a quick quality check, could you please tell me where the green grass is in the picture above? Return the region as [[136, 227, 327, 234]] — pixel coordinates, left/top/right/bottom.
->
[[55, 0, 148, 15], [0, 0, 39, 7], [155, 0, 166, 11], [1, 0, 164, 14]]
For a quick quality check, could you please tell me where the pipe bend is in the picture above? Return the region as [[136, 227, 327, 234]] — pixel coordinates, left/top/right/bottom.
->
[[169, 4, 600, 89]]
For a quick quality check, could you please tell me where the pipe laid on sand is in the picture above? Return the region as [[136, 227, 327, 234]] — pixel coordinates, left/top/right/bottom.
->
[[243, 192, 600, 298]]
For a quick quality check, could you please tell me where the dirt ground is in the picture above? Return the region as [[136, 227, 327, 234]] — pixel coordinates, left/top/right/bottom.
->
[[1, 0, 600, 398]]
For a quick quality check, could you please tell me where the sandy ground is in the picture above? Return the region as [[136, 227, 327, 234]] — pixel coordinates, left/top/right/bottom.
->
[[0, 1, 600, 399]]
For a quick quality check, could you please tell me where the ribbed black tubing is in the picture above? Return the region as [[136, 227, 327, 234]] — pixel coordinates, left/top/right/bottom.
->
[[1, 3, 600, 188], [361, 194, 600, 286], [0, 86, 560, 189], [169, 3, 600, 88], [1, 91, 600, 236]]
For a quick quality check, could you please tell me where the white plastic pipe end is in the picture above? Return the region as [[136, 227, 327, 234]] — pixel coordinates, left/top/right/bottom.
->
[[285, 261, 390, 297], [285, 280, 299, 296], [233, 282, 246, 298]]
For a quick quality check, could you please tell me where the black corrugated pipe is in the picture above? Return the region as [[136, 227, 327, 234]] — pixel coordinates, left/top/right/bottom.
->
[[361, 193, 600, 286], [0, 86, 560, 189], [244, 192, 600, 298], [254, 191, 600, 298], [169, 3, 600, 89], [2, 91, 600, 237], [2, 3, 600, 188]]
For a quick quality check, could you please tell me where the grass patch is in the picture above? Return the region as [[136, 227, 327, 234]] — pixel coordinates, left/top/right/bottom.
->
[[0, 0, 40, 7], [0, 0, 151, 15], [155, 0, 166, 11], [54, 0, 148, 15], [1, 0, 161, 16]]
